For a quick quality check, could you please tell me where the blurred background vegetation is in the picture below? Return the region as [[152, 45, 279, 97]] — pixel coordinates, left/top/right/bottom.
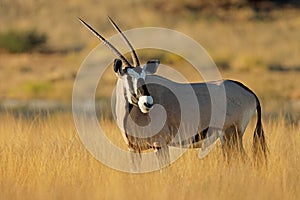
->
[[0, 0, 299, 121]]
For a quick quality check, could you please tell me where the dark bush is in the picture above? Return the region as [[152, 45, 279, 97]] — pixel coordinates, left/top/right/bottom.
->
[[0, 29, 47, 53]]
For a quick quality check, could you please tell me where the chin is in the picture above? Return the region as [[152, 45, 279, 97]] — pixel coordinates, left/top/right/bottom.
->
[[139, 106, 152, 114]]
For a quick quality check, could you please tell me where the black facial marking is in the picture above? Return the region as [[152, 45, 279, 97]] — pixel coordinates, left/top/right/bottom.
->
[[137, 78, 144, 89], [137, 78, 150, 96], [133, 66, 143, 73]]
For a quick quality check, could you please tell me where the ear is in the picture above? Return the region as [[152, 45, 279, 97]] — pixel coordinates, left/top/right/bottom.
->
[[114, 58, 126, 76], [144, 60, 160, 74], [113, 58, 122, 73]]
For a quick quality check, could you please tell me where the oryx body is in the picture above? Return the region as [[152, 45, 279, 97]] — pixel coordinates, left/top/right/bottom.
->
[[116, 74, 266, 166], [79, 17, 267, 170]]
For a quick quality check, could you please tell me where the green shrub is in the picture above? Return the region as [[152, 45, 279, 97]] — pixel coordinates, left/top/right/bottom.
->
[[0, 29, 47, 53], [24, 81, 52, 98]]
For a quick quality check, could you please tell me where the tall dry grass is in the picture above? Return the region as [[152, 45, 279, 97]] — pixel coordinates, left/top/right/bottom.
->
[[0, 1, 299, 199], [0, 113, 299, 200], [0, 1, 299, 110]]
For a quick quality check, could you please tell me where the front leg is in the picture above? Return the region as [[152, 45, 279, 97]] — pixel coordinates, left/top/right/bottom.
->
[[198, 128, 222, 158]]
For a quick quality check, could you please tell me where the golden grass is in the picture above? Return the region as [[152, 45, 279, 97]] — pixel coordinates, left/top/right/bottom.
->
[[0, 113, 299, 200]]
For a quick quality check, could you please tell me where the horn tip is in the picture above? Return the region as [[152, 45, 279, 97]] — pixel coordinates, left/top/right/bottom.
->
[[77, 17, 84, 22], [77, 17, 88, 27], [107, 16, 117, 26]]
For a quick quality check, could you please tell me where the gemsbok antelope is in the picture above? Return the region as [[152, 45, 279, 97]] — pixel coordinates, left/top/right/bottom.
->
[[79, 17, 268, 170]]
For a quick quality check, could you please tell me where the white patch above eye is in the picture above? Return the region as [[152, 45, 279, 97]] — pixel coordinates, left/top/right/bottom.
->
[[127, 68, 146, 79], [140, 70, 146, 79], [127, 68, 139, 78]]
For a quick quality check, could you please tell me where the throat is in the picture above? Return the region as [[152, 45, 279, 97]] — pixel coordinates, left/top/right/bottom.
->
[[124, 87, 138, 107], [130, 95, 139, 107]]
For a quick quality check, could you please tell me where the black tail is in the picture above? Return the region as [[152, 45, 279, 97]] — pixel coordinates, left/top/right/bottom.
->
[[253, 98, 268, 162], [227, 80, 268, 164]]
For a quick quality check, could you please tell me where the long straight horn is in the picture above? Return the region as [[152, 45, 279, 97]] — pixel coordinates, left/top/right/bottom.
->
[[78, 17, 132, 67], [108, 16, 140, 67]]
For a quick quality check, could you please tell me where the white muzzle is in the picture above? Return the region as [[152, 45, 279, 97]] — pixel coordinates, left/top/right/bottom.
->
[[138, 96, 153, 113]]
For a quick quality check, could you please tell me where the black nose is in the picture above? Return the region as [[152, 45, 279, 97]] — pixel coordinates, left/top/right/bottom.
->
[[144, 102, 153, 109]]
